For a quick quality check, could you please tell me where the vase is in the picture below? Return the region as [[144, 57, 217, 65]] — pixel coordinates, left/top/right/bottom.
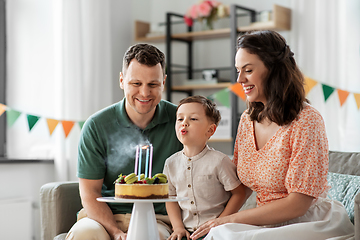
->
[[202, 18, 214, 31]]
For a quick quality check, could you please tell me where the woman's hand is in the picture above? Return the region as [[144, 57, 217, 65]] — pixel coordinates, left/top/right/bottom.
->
[[167, 227, 190, 240], [190, 216, 230, 240]]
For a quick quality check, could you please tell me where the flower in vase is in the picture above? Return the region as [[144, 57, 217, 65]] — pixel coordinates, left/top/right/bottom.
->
[[184, 0, 229, 30], [198, 1, 212, 17]]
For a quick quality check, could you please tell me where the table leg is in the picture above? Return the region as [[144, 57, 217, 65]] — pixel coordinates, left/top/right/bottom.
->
[[127, 202, 160, 240]]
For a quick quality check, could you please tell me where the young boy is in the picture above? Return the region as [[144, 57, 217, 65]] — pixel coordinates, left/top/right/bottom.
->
[[163, 95, 243, 240]]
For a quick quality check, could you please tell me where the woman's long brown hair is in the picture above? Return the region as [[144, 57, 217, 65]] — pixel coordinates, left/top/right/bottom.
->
[[237, 30, 308, 126]]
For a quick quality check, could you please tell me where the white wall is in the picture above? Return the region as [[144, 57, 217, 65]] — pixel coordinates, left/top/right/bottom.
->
[[111, 1, 132, 102], [0, 161, 55, 240]]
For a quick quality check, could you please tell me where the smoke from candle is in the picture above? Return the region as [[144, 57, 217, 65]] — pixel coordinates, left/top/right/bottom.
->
[[106, 128, 152, 171]]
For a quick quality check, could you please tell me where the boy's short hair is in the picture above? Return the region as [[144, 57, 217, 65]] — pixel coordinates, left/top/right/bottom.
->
[[177, 95, 221, 126]]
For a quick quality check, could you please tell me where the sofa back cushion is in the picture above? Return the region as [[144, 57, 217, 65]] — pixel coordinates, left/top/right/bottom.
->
[[329, 151, 360, 176]]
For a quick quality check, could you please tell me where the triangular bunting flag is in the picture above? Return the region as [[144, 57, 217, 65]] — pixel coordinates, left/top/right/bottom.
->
[[27, 114, 40, 131], [46, 118, 59, 135], [0, 103, 6, 116], [213, 88, 231, 108], [304, 76, 318, 96], [354, 93, 360, 110], [229, 83, 246, 101], [337, 89, 350, 107], [322, 84, 335, 102], [78, 121, 85, 130], [61, 120, 75, 138], [6, 109, 22, 127]]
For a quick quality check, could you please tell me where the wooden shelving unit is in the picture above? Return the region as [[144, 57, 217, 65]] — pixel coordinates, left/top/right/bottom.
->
[[135, 4, 291, 145], [135, 5, 291, 42], [172, 82, 232, 91]]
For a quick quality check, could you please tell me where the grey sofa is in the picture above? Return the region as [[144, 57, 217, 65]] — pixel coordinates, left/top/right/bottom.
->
[[40, 151, 360, 240], [40, 181, 82, 240]]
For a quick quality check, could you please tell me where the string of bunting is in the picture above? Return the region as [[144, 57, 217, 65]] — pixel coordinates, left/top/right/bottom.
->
[[208, 77, 360, 110], [0, 103, 84, 138], [303, 76, 360, 109], [0, 76, 359, 138]]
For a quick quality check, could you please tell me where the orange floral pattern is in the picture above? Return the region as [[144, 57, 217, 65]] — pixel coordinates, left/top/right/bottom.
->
[[233, 104, 329, 206]]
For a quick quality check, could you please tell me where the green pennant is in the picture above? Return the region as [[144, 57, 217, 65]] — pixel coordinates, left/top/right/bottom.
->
[[213, 88, 231, 108], [6, 109, 22, 127], [27, 114, 40, 131], [78, 121, 85, 129], [322, 84, 335, 102]]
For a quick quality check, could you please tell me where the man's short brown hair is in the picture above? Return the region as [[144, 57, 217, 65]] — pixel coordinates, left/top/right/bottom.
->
[[122, 43, 166, 77]]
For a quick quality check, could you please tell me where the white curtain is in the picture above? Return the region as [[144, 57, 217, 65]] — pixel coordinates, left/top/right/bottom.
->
[[289, 0, 360, 152], [52, 0, 114, 180], [6, 0, 115, 181]]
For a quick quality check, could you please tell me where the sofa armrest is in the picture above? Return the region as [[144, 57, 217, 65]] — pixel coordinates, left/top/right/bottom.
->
[[355, 192, 360, 240], [40, 181, 82, 240]]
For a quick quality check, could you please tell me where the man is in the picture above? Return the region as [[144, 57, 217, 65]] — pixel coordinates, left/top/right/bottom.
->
[[66, 44, 182, 240]]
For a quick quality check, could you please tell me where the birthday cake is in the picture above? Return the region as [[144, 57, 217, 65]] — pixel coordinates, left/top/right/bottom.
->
[[115, 144, 169, 199], [114, 173, 169, 199]]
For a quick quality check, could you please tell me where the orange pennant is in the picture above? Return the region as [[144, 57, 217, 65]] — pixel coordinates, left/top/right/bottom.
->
[[46, 118, 59, 136], [229, 83, 246, 101], [354, 93, 360, 110], [337, 89, 350, 107], [0, 103, 6, 116], [61, 120, 75, 138], [304, 76, 318, 96]]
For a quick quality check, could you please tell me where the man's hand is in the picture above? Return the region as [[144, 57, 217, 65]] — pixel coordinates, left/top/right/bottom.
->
[[167, 227, 190, 240], [79, 178, 126, 239]]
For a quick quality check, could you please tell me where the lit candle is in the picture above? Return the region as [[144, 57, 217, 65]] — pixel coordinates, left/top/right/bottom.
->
[[138, 146, 142, 180], [134, 145, 139, 174], [145, 145, 150, 178], [149, 144, 153, 178]]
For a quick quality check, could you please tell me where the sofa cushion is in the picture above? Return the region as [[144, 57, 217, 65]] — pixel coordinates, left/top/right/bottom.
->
[[329, 151, 360, 176], [327, 172, 360, 223]]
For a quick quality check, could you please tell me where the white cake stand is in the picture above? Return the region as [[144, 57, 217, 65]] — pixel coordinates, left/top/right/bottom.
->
[[97, 196, 188, 240]]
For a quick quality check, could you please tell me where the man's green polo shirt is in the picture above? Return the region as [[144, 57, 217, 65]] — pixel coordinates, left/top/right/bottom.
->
[[77, 98, 182, 214]]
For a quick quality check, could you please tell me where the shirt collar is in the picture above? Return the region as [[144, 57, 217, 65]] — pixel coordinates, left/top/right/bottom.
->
[[181, 145, 211, 162], [117, 98, 170, 130]]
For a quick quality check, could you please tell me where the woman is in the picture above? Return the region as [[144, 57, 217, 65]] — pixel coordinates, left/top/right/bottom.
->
[[190, 31, 354, 240]]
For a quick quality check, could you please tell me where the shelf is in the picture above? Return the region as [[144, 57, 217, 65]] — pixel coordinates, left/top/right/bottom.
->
[[239, 4, 291, 32], [135, 21, 230, 42], [135, 4, 291, 42], [172, 82, 232, 91]]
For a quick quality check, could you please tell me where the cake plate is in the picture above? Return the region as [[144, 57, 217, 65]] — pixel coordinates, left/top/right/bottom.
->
[[97, 196, 188, 240]]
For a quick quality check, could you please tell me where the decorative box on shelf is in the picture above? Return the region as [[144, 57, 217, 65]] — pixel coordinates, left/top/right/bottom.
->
[[211, 106, 231, 140]]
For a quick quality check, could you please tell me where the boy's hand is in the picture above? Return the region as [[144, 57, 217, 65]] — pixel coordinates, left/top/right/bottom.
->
[[167, 227, 190, 240]]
